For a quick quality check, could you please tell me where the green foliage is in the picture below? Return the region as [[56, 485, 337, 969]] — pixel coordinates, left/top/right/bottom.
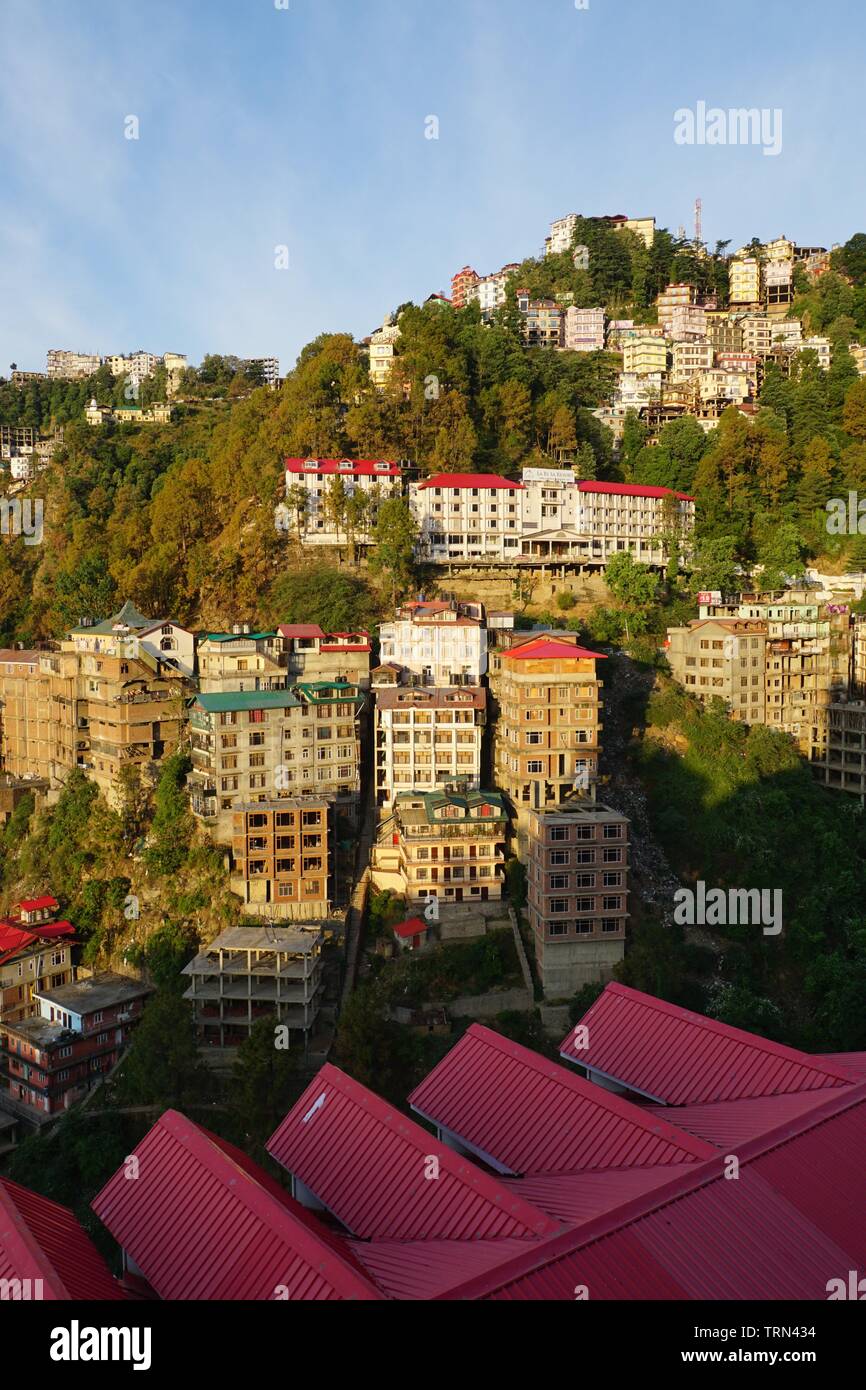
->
[[114, 990, 209, 1108], [144, 752, 194, 876], [261, 564, 379, 633], [230, 1015, 306, 1148], [126, 921, 199, 990], [367, 888, 408, 942], [555, 589, 577, 611], [504, 858, 528, 908]]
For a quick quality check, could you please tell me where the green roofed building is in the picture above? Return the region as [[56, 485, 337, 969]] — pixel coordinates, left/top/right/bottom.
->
[[188, 682, 366, 844], [371, 789, 508, 907]]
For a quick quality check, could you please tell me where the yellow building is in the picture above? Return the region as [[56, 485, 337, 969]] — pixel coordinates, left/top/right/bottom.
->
[[729, 257, 762, 305], [622, 337, 669, 376]]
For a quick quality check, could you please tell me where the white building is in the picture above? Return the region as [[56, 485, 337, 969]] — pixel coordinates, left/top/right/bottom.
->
[[696, 369, 751, 402], [244, 357, 280, 387], [374, 685, 486, 806], [378, 601, 487, 687], [546, 214, 579, 256], [410, 473, 524, 562], [46, 349, 101, 379], [520, 473, 696, 568], [476, 264, 519, 318], [281, 458, 403, 546], [669, 305, 707, 340], [367, 317, 401, 387], [671, 340, 714, 382], [564, 306, 606, 352], [800, 336, 832, 371]]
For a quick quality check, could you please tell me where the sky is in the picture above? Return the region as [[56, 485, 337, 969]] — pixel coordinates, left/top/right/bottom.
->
[[1, 0, 864, 376]]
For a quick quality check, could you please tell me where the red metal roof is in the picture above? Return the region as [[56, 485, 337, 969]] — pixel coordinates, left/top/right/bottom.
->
[[505, 636, 606, 663], [266, 1064, 559, 1242], [92, 1110, 383, 1301], [18, 896, 59, 912], [349, 1236, 533, 1300], [578, 481, 694, 502], [409, 1024, 714, 1175], [500, 1164, 697, 1226], [418, 473, 524, 490], [560, 983, 852, 1105], [435, 1084, 866, 1301], [1, 1177, 123, 1300], [0, 922, 37, 964], [643, 1089, 853, 1147], [819, 1052, 866, 1080], [277, 623, 325, 639], [393, 917, 428, 939], [284, 458, 401, 477], [31, 920, 76, 941]]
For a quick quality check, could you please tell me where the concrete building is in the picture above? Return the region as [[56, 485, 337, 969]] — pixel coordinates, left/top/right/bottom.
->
[[811, 701, 866, 803], [68, 599, 195, 678], [800, 336, 832, 371], [669, 305, 707, 340], [197, 626, 371, 695], [188, 681, 365, 842], [377, 600, 487, 687], [546, 214, 580, 256], [230, 798, 334, 920], [1, 972, 151, 1115], [671, 340, 714, 382], [281, 457, 402, 547], [0, 911, 75, 1026], [563, 306, 606, 352], [410, 473, 524, 563], [740, 315, 774, 356], [490, 634, 605, 850], [450, 266, 480, 308], [666, 618, 768, 723], [367, 317, 401, 387], [656, 283, 697, 333], [182, 926, 323, 1049], [729, 258, 762, 306], [46, 349, 101, 379], [527, 801, 629, 997], [476, 264, 519, 318], [622, 337, 668, 377], [244, 357, 280, 387], [372, 789, 507, 906], [374, 685, 486, 806], [516, 293, 564, 349], [706, 315, 744, 354]]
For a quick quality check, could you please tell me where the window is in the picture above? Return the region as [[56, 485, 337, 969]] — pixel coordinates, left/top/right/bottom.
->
[[550, 850, 569, 865], [603, 824, 623, 839], [550, 898, 569, 914], [603, 872, 622, 887], [603, 895, 622, 911], [526, 760, 543, 774], [549, 874, 569, 890], [550, 826, 568, 842], [548, 922, 568, 937]]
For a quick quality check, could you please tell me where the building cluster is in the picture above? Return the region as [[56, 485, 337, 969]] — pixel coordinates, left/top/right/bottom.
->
[[6, 982, 862, 1301], [278, 459, 696, 569], [0, 423, 63, 482], [665, 591, 866, 800]]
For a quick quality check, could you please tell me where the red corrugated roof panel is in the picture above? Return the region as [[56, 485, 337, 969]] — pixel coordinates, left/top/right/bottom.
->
[[393, 917, 428, 939], [349, 1237, 534, 1300], [439, 1084, 866, 1301], [91, 1110, 383, 1301], [505, 637, 606, 662], [277, 624, 325, 639], [0, 922, 37, 964], [560, 983, 852, 1104], [409, 1024, 715, 1175], [18, 896, 59, 912], [266, 1064, 559, 1242], [578, 481, 694, 501], [1, 1177, 123, 1300], [500, 1165, 697, 1226], [643, 1090, 851, 1147], [418, 473, 524, 490], [284, 458, 401, 477]]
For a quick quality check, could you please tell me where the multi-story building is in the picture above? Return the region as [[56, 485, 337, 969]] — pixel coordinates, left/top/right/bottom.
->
[[280, 457, 402, 547], [729, 257, 762, 306], [67, 599, 195, 678], [374, 685, 486, 806], [520, 474, 695, 568], [740, 315, 774, 356], [666, 618, 768, 723], [450, 266, 480, 308], [764, 259, 794, 310], [696, 368, 751, 402], [106, 351, 160, 384], [367, 317, 401, 387], [527, 802, 629, 996], [563, 306, 605, 352], [182, 926, 323, 1049], [0, 909, 76, 1026], [771, 320, 803, 350], [229, 798, 334, 920], [244, 357, 280, 387], [546, 214, 580, 256], [197, 626, 371, 695], [372, 789, 507, 906], [45, 349, 101, 379], [671, 340, 714, 382], [410, 473, 524, 563], [706, 314, 744, 354], [0, 972, 151, 1115], [669, 304, 707, 340], [189, 682, 364, 842], [377, 600, 487, 686], [611, 215, 656, 249], [491, 634, 605, 848], [811, 701, 866, 802], [622, 337, 668, 376], [476, 264, 519, 318], [656, 283, 697, 332], [516, 293, 564, 349], [800, 336, 832, 371]]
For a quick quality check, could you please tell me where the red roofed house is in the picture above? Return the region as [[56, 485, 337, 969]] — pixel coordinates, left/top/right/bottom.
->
[[278, 458, 402, 551], [409, 473, 525, 563], [91, 1110, 382, 1301], [1, 1176, 124, 1300], [391, 916, 430, 953], [490, 632, 606, 853], [520, 466, 695, 568], [0, 914, 76, 1026]]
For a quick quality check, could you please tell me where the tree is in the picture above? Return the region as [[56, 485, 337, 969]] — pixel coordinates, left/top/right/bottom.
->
[[604, 551, 660, 637], [285, 482, 309, 544], [549, 404, 578, 462], [323, 475, 349, 553], [689, 535, 740, 595], [231, 1015, 305, 1146], [368, 497, 418, 605], [114, 992, 208, 1108], [843, 378, 866, 442]]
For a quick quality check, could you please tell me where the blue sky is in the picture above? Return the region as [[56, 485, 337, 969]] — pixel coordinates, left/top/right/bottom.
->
[[1, 0, 864, 375]]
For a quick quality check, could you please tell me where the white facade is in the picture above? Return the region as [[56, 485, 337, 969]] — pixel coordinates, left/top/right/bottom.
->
[[801, 336, 832, 371], [281, 458, 402, 545], [410, 474, 523, 562], [367, 318, 400, 386], [374, 686, 486, 806], [378, 603, 487, 686], [564, 306, 605, 351], [671, 340, 714, 382], [46, 349, 100, 379], [546, 214, 579, 256], [669, 305, 707, 340], [696, 369, 751, 401], [476, 264, 519, 318], [519, 470, 696, 567]]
